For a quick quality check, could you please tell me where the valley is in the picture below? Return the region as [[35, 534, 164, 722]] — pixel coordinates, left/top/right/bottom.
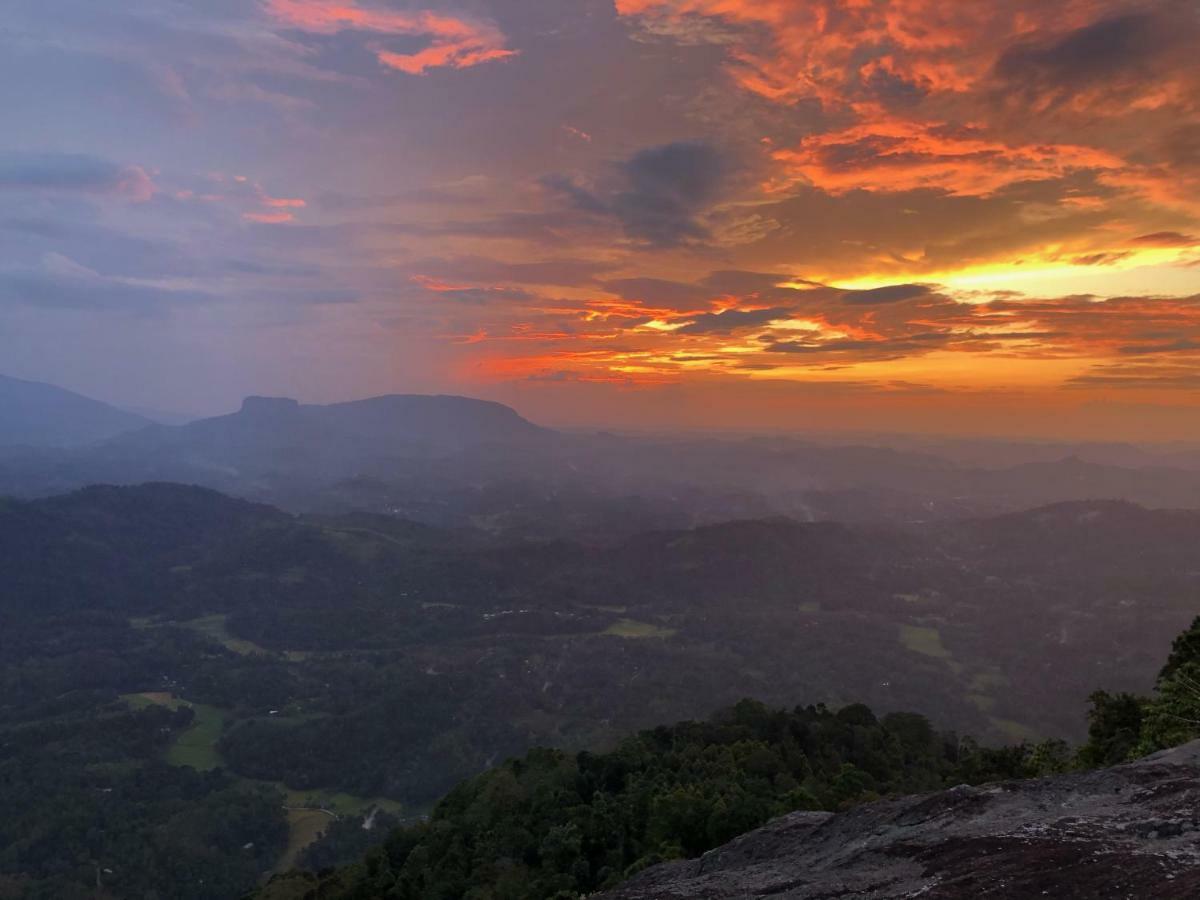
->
[[4, 480, 1200, 895]]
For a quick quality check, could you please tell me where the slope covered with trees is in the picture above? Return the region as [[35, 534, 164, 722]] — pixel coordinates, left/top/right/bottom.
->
[[256, 699, 1058, 900], [258, 617, 1200, 900]]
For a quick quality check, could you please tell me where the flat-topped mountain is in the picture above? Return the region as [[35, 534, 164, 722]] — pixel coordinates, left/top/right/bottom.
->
[[114, 392, 548, 456], [223, 393, 544, 446], [602, 741, 1200, 899], [0, 373, 151, 448], [0, 392, 553, 501]]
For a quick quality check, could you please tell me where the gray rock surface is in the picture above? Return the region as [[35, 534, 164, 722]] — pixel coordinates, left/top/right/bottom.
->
[[598, 741, 1200, 899]]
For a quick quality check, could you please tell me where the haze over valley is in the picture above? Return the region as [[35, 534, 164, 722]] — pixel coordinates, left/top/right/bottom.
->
[[4, 0, 1200, 897]]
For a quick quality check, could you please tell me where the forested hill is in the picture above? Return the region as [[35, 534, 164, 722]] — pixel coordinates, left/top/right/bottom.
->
[[258, 612, 1200, 900], [0, 482, 288, 613], [254, 699, 1056, 900]]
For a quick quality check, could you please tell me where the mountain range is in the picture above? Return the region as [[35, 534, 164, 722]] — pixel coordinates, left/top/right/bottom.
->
[[9, 375, 1200, 540]]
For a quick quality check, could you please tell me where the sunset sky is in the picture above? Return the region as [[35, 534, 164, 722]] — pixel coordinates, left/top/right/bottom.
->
[[3, 0, 1199, 437]]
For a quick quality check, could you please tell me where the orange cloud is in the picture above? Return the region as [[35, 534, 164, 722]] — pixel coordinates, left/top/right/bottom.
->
[[441, 262, 1200, 395], [771, 119, 1126, 197], [612, 0, 1200, 306], [615, 1, 1172, 111], [260, 193, 306, 209], [618, 1, 1200, 211], [1132, 232, 1199, 249], [243, 210, 296, 223], [264, 0, 516, 74], [562, 125, 593, 143]]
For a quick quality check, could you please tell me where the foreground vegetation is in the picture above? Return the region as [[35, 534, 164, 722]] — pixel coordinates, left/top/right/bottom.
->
[[1080, 615, 1200, 767], [0, 699, 287, 900], [256, 699, 1042, 900], [259, 612, 1200, 900]]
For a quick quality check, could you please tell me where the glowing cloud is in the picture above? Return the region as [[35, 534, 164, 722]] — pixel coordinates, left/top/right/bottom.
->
[[264, 0, 516, 74], [617, 0, 1200, 212], [771, 120, 1126, 197]]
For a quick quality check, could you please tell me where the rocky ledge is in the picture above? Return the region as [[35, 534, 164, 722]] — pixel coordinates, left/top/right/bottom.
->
[[599, 741, 1200, 899]]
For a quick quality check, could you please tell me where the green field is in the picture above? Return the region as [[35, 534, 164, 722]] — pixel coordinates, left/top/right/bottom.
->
[[122, 691, 180, 710], [267, 788, 405, 870], [122, 692, 404, 868], [899, 624, 952, 660], [969, 669, 1011, 691], [167, 703, 227, 770], [128, 613, 272, 656], [274, 786, 404, 817], [898, 624, 965, 675], [989, 716, 1042, 742], [603, 618, 676, 639], [123, 692, 227, 770], [275, 809, 334, 873], [183, 613, 272, 656]]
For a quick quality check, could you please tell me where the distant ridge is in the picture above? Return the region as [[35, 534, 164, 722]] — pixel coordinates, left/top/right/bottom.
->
[[35, 391, 555, 495], [0, 373, 151, 448], [152, 392, 550, 452]]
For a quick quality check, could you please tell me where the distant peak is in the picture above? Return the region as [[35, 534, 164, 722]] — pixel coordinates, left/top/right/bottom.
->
[[240, 396, 300, 415]]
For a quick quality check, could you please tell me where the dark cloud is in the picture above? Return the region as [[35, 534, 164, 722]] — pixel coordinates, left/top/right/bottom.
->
[[699, 270, 802, 294], [764, 332, 952, 356], [613, 141, 727, 245], [0, 213, 313, 281], [0, 256, 215, 311], [0, 152, 152, 200], [540, 174, 610, 215], [842, 284, 934, 305], [1071, 251, 1132, 267], [1131, 232, 1198, 248], [549, 141, 731, 247], [599, 273, 943, 324], [861, 63, 928, 107], [1068, 362, 1200, 389], [313, 190, 469, 212], [255, 287, 359, 305], [410, 255, 617, 287], [0, 216, 190, 278], [993, 11, 1176, 102], [263, 209, 609, 249], [418, 285, 537, 305], [675, 306, 793, 334], [1162, 124, 1200, 172], [600, 277, 716, 310], [1118, 339, 1200, 355]]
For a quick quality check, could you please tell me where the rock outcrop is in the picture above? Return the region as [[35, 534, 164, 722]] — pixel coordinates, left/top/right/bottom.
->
[[599, 741, 1200, 899]]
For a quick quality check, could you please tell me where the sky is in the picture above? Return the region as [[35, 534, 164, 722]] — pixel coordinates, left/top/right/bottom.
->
[[2, 0, 1199, 438]]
